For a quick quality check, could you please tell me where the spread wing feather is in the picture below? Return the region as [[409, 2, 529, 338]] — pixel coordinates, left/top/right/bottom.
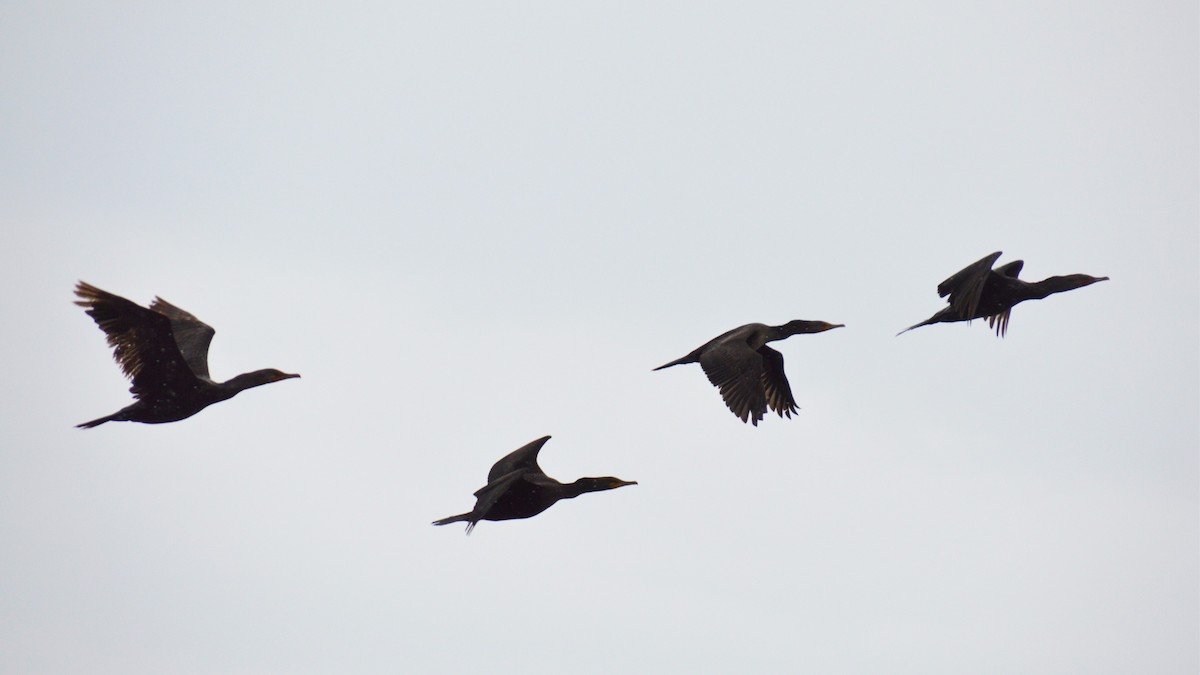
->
[[759, 346, 798, 418], [74, 282, 197, 398], [937, 251, 1002, 319], [700, 342, 768, 425], [149, 297, 216, 380], [987, 310, 1012, 337]]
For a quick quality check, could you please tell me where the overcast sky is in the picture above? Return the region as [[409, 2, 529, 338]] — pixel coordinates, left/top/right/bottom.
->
[[1, 2, 1196, 674]]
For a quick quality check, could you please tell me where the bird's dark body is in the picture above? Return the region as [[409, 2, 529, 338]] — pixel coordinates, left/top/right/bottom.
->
[[922, 277, 1029, 325], [481, 482, 559, 521], [87, 383, 238, 426], [967, 274, 1027, 319], [675, 323, 773, 363]]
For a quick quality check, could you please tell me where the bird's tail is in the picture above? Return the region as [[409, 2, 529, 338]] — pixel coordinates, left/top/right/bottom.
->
[[76, 413, 119, 429], [896, 316, 937, 336], [652, 355, 696, 371], [432, 513, 476, 535], [654, 343, 709, 370]]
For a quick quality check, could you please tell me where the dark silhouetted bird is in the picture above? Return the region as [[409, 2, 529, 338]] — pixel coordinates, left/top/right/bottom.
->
[[432, 436, 636, 534], [74, 281, 300, 428], [898, 252, 1109, 337], [653, 320, 844, 425]]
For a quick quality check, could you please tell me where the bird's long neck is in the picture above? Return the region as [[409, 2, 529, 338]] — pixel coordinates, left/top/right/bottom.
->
[[562, 478, 608, 499], [1023, 275, 1096, 301], [763, 325, 789, 342], [560, 480, 592, 500], [218, 370, 286, 396], [765, 322, 811, 342]]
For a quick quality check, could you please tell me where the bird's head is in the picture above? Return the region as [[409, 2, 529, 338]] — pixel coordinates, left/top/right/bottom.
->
[[1040, 274, 1110, 295], [1065, 274, 1109, 287], [782, 319, 845, 335], [258, 369, 302, 384], [229, 368, 301, 392], [572, 477, 638, 494]]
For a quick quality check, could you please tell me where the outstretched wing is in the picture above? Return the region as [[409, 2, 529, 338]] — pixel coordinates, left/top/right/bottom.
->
[[758, 346, 798, 419], [487, 436, 552, 483], [699, 342, 768, 425], [937, 251, 1002, 319], [74, 282, 198, 398], [149, 297, 216, 380]]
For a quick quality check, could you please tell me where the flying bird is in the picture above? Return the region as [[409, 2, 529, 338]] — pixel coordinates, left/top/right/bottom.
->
[[898, 252, 1109, 337], [74, 281, 300, 428], [432, 436, 636, 534], [653, 320, 844, 425]]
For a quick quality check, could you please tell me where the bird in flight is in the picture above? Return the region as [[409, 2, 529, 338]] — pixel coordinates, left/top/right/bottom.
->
[[654, 319, 843, 425], [433, 436, 636, 534], [74, 281, 299, 428], [898, 252, 1108, 337]]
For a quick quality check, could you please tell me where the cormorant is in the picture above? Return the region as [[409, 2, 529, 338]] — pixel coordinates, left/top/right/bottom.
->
[[74, 281, 300, 427], [653, 320, 844, 425], [432, 436, 636, 534], [898, 252, 1109, 337]]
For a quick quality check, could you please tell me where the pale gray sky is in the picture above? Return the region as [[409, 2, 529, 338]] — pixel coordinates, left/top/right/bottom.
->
[[1, 2, 1196, 674]]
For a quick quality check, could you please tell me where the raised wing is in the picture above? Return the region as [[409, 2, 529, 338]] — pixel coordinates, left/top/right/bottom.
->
[[937, 251, 1002, 319], [487, 435, 552, 483], [75, 282, 198, 398], [758, 346, 799, 419], [700, 342, 768, 425], [149, 297, 216, 380], [993, 260, 1024, 279]]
